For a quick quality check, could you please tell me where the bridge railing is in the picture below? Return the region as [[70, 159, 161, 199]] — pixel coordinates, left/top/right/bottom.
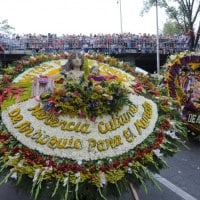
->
[[0, 47, 191, 56], [1, 36, 196, 55]]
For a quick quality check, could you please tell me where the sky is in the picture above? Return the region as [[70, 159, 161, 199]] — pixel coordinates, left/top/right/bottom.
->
[[0, 0, 168, 36]]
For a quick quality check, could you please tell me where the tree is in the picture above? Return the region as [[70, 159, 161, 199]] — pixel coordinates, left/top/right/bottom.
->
[[142, 0, 200, 51], [163, 20, 183, 36], [0, 19, 15, 35]]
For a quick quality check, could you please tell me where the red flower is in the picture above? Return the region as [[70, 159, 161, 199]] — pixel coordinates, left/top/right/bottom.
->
[[88, 165, 96, 172], [0, 134, 10, 142], [14, 65, 23, 72], [162, 99, 169, 105], [1, 148, 7, 155], [122, 157, 132, 166], [2, 75, 12, 85], [109, 160, 120, 168], [100, 165, 107, 173], [160, 120, 171, 130]]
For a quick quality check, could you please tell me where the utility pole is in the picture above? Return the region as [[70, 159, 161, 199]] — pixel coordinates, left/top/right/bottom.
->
[[156, 0, 160, 74], [119, 0, 123, 33]]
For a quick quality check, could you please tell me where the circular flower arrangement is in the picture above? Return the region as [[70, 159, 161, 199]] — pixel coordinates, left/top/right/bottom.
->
[[163, 51, 200, 137], [0, 53, 187, 200]]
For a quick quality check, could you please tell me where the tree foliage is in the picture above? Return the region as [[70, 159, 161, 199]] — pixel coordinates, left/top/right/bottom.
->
[[0, 19, 15, 35], [142, 0, 200, 50], [163, 20, 183, 36]]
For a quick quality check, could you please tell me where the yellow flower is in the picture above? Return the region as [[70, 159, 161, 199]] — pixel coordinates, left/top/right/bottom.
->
[[105, 169, 125, 184], [190, 63, 200, 70], [94, 84, 103, 93]]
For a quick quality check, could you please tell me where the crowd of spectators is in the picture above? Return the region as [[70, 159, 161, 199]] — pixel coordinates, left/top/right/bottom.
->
[[0, 32, 198, 54]]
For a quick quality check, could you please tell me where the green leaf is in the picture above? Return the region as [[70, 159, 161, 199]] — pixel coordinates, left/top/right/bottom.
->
[[34, 179, 42, 200], [52, 178, 60, 197]]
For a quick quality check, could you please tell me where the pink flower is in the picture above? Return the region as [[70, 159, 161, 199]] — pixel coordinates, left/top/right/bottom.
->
[[73, 91, 79, 96], [91, 116, 97, 122], [79, 112, 86, 118]]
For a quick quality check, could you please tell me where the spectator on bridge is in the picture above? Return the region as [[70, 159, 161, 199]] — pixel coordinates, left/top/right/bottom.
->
[[1, 32, 197, 54], [0, 45, 5, 53]]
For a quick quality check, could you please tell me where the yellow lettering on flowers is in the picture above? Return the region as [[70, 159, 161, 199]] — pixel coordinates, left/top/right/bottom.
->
[[8, 108, 23, 124], [88, 135, 123, 152], [15, 120, 34, 135], [100, 65, 132, 82], [134, 101, 153, 134], [33, 133, 82, 150], [98, 105, 138, 134], [19, 65, 54, 82], [28, 103, 91, 134], [123, 128, 137, 143]]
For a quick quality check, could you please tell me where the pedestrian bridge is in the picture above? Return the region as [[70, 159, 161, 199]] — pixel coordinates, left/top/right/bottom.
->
[[0, 49, 168, 74]]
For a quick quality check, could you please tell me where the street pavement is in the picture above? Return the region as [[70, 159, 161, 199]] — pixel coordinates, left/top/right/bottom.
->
[[0, 140, 199, 200], [133, 140, 200, 200]]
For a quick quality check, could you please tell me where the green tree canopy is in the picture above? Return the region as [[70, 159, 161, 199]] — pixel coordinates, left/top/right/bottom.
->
[[163, 20, 183, 36], [0, 19, 15, 35]]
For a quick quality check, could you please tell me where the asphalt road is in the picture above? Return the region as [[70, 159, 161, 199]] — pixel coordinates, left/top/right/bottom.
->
[[127, 140, 200, 200], [0, 140, 199, 200]]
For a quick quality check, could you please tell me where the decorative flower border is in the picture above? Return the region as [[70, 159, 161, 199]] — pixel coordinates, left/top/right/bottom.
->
[[0, 53, 187, 200], [164, 51, 200, 134]]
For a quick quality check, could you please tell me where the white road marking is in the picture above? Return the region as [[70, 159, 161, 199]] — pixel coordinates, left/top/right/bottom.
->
[[153, 174, 198, 200]]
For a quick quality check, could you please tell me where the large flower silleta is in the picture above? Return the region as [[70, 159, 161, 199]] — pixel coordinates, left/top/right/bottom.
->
[[0, 52, 187, 200], [163, 51, 200, 137]]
